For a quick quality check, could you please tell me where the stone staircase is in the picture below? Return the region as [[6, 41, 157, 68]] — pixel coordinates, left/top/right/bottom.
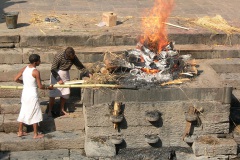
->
[[1, 33, 240, 159]]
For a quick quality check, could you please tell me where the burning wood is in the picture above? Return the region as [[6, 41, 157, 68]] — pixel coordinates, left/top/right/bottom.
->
[[85, 0, 199, 87], [99, 41, 198, 87]]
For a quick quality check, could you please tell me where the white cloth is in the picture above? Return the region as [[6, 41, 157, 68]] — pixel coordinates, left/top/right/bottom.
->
[[49, 70, 70, 99], [17, 66, 43, 125]]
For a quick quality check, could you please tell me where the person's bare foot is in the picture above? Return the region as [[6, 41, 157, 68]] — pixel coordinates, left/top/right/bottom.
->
[[17, 132, 28, 137], [60, 110, 68, 117], [33, 134, 44, 139]]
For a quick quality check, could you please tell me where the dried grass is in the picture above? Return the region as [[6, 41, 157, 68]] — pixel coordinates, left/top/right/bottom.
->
[[85, 73, 118, 84], [197, 136, 219, 145], [193, 15, 240, 35], [175, 15, 240, 35]]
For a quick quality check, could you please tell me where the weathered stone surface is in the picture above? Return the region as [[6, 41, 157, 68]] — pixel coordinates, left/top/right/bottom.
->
[[0, 43, 15, 48], [40, 112, 85, 132], [0, 115, 3, 132], [22, 48, 58, 64], [3, 114, 26, 133], [0, 64, 80, 81], [0, 151, 9, 160], [0, 48, 22, 64], [0, 35, 19, 43], [176, 151, 229, 160], [20, 35, 91, 47], [84, 137, 116, 157], [0, 97, 48, 113], [82, 88, 224, 106], [70, 149, 89, 160], [44, 130, 84, 149], [0, 82, 24, 98], [0, 98, 21, 114], [86, 126, 160, 137], [84, 100, 230, 148], [0, 132, 44, 151], [10, 149, 69, 160], [192, 136, 237, 157]]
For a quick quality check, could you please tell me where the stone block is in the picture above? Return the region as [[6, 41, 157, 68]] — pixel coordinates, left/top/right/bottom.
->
[[0, 98, 21, 114], [22, 48, 57, 64], [192, 135, 237, 157], [0, 114, 3, 132], [86, 126, 160, 138], [54, 115, 85, 131], [70, 149, 88, 160], [0, 48, 22, 64], [10, 149, 69, 159], [3, 114, 26, 133], [84, 137, 116, 157], [0, 151, 9, 160], [0, 35, 19, 43], [202, 123, 229, 134], [0, 132, 44, 151], [44, 130, 84, 150], [20, 35, 91, 47]]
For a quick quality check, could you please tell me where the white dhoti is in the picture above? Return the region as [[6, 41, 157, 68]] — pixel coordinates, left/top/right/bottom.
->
[[17, 66, 43, 125], [49, 70, 70, 99]]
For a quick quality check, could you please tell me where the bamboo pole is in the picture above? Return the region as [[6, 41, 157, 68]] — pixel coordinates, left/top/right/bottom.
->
[[0, 84, 136, 89]]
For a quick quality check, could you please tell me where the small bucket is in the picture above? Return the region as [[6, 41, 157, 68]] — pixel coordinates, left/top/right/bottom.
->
[[3, 12, 19, 29]]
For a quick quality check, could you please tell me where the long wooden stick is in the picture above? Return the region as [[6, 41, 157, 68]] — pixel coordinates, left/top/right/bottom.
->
[[0, 84, 136, 89], [164, 22, 190, 30]]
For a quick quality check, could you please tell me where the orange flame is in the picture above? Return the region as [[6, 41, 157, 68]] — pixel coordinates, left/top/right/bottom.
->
[[141, 68, 159, 74], [140, 0, 174, 52]]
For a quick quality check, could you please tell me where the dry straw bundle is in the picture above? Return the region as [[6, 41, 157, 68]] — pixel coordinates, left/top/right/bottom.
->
[[193, 15, 240, 35], [175, 15, 240, 35], [197, 136, 219, 145]]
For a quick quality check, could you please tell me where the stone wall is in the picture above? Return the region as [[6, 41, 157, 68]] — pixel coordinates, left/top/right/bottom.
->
[[82, 87, 231, 149]]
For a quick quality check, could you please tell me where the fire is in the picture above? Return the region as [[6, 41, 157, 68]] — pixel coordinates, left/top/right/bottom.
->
[[140, 0, 174, 53], [141, 68, 159, 74]]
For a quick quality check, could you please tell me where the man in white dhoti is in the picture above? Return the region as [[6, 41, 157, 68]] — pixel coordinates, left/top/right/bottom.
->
[[48, 47, 91, 117], [14, 54, 53, 139]]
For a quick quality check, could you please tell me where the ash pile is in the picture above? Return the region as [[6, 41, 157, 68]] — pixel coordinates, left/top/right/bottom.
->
[[100, 42, 198, 88]]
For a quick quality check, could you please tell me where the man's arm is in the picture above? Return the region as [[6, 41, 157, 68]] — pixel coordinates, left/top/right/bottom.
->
[[51, 55, 62, 81], [33, 69, 53, 90], [73, 56, 85, 70], [14, 66, 26, 84], [73, 57, 92, 78]]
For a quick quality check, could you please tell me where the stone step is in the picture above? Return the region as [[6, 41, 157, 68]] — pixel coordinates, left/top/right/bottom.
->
[[3, 149, 91, 160], [0, 98, 49, 114], [0, 46, 135, 64], [0, 97, 84, 133], [0, 130, 85, 151], [0, 97, 82, 113], [1, 111, 84, 133], [0, 149, 89, 160], [0, 64, 80, 82], [1, 32, 240, 47], [1, 45, 240, 65]]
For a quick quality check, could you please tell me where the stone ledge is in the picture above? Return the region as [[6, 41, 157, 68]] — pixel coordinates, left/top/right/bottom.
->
[[0, 130, 85, 151], [192, 135, 237, 157]]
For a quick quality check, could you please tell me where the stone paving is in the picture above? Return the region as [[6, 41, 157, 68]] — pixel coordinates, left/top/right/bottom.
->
[[1, 0, 240, 38], [1, 0, 240, 159]]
